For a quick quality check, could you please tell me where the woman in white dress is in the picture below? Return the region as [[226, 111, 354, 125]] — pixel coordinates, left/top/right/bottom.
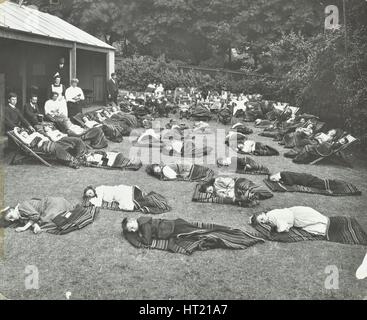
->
[[48, 75, 68, 117], [249, 206, 329, 235]]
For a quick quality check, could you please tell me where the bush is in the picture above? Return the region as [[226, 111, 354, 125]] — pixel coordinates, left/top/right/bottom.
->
[[269, 29, 367, 136], [115, 55, 283, 97]]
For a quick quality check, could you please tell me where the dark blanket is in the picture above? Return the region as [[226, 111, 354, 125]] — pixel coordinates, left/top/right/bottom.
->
[[218, 156, 270, 175], [244, 103, 264, 122], [192, 178, 273, 207], [191, 105, 211, 120], [293, 142, 335, 164], [230, 125, 253, 135], [236, 142, 279, 156], [46, 205, 99, 235], [282, 131, 313, 149], [102, 120, 131, 142], [146, 164, 214, 182], [263, 172, 361, 196], [185, 164, 215, 181], [124, 219, 265, 255], [110, 113, 138, 128], [218, 108, 232, 124], [71, 126, 108, 149], [252, 216, 367, 245]]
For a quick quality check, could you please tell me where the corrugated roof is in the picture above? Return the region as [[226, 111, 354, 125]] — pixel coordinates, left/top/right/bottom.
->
[[0, 1, 115, 50]]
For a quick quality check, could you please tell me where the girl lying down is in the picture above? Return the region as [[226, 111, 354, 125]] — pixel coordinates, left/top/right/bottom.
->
[[0, 197, 74, 234], [83, 184, 170, 214], [121, 216, 264, 255], [250, 206, 329, 235]]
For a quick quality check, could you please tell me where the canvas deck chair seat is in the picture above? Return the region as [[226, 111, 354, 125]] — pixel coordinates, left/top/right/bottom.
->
[[310, 134, 358, 167], [7, 130, 54, 167]]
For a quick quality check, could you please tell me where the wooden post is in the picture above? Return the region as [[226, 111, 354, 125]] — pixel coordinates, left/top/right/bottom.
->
[[20, 52, 27, 112], [106, 50, 115, 81], [0, 74, 5, 136], [106, 50, 115, 103], [69, 42, 77, 80]]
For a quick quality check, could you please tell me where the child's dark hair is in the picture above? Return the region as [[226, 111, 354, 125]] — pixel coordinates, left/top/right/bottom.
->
[[145, 164, 161, 178], [83, 185, 96, 199], [121, 217, 128, 231]]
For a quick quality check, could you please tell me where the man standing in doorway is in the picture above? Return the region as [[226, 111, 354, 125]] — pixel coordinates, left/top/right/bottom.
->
[[54, 57, 68, 86], [107, 73, 119, 105]]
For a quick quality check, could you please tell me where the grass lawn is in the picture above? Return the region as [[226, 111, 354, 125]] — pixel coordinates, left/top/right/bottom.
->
[[1, 118, 367, 300]]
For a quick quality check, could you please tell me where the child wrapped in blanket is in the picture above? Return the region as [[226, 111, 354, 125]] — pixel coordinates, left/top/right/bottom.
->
[[0, 197, 74, 234], [249, 207, 329, 235]]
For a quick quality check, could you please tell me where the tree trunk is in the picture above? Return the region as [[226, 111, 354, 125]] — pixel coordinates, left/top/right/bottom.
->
[[228, 46, 232, 65]]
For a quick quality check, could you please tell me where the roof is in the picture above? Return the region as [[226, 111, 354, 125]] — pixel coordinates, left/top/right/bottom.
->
[[0, 1, 115, 50]]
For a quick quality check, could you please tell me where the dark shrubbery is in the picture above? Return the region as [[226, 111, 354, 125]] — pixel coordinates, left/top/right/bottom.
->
[[116, 27, 367, 142], [269, 29, 367, 137], [115, 55, 282, 97]]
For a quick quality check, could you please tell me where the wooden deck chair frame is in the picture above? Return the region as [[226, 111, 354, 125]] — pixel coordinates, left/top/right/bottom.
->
[[310, 134, 358, 167], [7, 131, 53, 167]]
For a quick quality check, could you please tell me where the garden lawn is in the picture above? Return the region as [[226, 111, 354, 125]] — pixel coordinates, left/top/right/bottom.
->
[[1, 119, 367, 300]]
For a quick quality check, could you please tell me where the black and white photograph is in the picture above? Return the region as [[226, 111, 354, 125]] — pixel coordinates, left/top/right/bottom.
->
[[0, 0, 367, 304]]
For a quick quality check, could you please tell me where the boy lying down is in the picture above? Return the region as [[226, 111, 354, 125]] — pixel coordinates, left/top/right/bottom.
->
[[268, 171, 361, 195], [121, 216, 263, 255]]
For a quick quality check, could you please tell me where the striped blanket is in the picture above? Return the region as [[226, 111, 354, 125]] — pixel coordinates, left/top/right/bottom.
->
[[43, 205, 99, 235], [184, 164, 215, 182], [84, 152, 142, 171], [192, 178, 273, 207], [217, 156, 270, 176], [83, 189, 171, 215], [252, 216, 367, 245], [124, 221, 265, 255], [264, 179, 361, 196]]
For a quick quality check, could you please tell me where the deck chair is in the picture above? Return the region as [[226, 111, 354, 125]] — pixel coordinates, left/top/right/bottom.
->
[[7, 130, 53, 167], [310, 134, 358, 167]]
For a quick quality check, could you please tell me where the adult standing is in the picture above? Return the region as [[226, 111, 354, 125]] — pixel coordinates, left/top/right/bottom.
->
[[54, 57, 68, 86], [65, 78, 85, 117], [107, 73, 119, 105], [48, 75, 67, 117]]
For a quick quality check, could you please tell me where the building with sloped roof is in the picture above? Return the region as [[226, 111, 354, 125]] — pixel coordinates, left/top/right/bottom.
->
[[0, 0, 115, 134]]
